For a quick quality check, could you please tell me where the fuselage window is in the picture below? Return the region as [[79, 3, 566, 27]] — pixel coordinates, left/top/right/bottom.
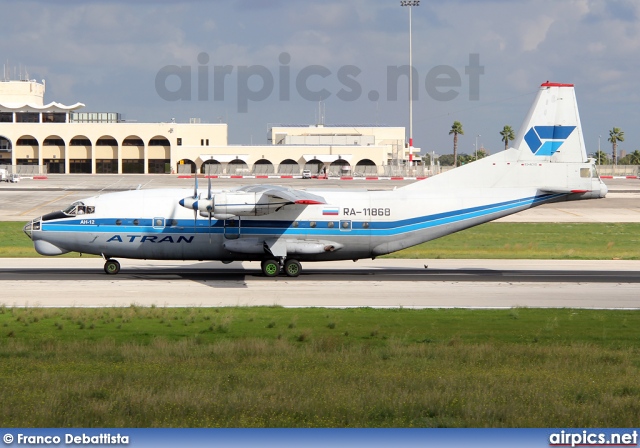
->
[[116, 219, 122, 226]]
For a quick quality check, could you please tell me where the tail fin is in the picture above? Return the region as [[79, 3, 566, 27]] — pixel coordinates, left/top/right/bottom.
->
[[512, 82, 588, 163]]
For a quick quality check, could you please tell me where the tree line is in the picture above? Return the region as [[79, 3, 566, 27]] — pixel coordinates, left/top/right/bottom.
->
[[427, 123, 636, 166]]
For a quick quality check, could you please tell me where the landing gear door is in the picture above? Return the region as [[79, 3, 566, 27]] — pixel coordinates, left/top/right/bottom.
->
[[224, 217, 240, 239]]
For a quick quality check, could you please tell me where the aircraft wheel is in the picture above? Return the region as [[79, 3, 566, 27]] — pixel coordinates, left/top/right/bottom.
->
[[284, 259, 301, 277], [104, 259, 121, 275], [261, 259, 280, 277]]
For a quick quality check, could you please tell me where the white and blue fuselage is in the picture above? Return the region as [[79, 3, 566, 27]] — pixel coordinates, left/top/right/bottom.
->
[[23, 82, 608, 276]]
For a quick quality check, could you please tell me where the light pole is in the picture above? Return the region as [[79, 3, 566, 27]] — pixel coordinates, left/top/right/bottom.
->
[[401, 0, 419, 165], [598, 134, 601, 165], [475, 134, 481, 160]]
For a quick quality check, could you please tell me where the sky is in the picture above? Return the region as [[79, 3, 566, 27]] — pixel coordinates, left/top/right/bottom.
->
[[1, 0, 639, 158]]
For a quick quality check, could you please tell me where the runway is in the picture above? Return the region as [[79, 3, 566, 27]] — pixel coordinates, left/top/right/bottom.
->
[[2, 176, 639, 309], [2, 258, 639, 309]]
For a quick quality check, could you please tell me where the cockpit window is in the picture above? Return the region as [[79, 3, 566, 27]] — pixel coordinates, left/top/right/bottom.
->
[[63, 201, 95, 216], [63, 203, 77, 214]]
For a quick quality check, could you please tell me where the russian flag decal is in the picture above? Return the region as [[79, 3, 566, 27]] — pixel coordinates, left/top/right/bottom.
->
[[322, 208, 339, 216]]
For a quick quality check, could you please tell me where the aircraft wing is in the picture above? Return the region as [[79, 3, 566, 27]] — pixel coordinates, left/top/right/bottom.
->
[[234, 184, 327, 205]]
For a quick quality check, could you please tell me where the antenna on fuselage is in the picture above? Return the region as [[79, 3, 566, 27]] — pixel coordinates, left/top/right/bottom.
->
[[191, 169, 199, 231], [206, 165, 213, 243]]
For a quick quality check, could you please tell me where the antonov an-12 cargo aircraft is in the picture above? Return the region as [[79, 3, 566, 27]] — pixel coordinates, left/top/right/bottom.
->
[[23, 82, 607, 277]]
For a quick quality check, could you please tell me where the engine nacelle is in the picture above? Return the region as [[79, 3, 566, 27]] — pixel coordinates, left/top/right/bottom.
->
[[212, 192, 275, 218], [180, 192, 285, 218]]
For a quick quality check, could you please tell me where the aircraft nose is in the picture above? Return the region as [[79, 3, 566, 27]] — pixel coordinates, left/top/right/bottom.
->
[[23, 222, 32, 240], [23, 218, 41, 240]]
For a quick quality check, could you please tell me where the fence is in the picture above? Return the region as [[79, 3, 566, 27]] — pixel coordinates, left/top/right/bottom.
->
[[14, 163, 634, 178], [595, 165, 639, 177], [0, 164, 47, 175], [179, 163, 439, 177]]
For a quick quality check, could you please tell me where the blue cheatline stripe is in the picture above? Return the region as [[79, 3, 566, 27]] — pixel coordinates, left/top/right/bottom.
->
[[41, 193, 562, 238]]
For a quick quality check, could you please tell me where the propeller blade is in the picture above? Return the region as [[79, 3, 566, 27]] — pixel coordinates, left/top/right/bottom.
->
[[193, 209, 197, 232], [193, 171, 199, 198], [206, 165, 213, 243]]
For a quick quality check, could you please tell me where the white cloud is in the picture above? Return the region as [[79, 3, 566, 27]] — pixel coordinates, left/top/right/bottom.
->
[[2, 0, 639, 152], [519, 15, 555, 52]]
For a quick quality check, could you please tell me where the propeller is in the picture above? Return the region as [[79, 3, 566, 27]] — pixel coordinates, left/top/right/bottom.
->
[[178, 168, 217, 241], [192, 171, 199, 232], [179, 170, 219, 238]]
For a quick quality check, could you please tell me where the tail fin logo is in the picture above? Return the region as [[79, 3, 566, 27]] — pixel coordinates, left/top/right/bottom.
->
[[524, 126, 576, 156]]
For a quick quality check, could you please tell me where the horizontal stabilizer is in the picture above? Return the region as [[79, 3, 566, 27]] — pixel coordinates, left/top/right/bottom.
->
[[540, 187, 588, 194], [539, 187, 604, 199]]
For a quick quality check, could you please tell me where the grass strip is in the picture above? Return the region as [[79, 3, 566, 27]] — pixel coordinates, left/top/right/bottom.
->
[[1, 306, 639, 427], [3, 221, 640, 259]]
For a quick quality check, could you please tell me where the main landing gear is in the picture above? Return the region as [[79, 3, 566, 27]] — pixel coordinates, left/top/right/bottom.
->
[[104, 259, 120, 275], [102, 257, 300, 277], [260, 258, 302, 277]]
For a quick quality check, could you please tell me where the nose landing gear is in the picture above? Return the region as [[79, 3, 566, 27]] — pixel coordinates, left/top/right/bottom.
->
[[104, 259, 121, 275]]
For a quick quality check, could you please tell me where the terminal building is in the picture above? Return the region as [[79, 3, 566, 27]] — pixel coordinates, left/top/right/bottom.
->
[[0, 77, 419, 176]]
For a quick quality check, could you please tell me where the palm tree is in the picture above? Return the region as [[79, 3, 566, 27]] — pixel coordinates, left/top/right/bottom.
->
[[475, 148, 488, 160], [449, 121, 464, 167], [500, 125, 515, 150], [608, 127, 625, 165], [593, 150, 609, 165], [628, 150, 640, 165]]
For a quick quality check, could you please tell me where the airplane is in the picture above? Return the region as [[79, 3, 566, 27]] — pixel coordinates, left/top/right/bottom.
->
[[23, 82, 608, 277]]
